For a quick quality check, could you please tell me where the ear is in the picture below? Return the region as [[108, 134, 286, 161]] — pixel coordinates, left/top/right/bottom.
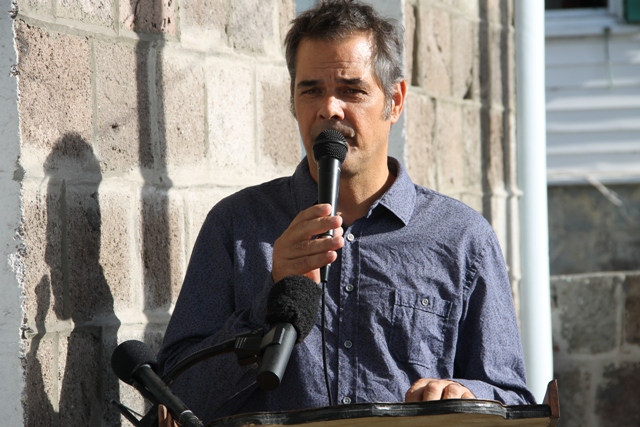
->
[[389, 79, 407, 124]]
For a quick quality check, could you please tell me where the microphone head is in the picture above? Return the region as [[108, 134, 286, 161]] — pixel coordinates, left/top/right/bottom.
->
[[111, 340, 158, 385], [313, 130, 348, 163], [265, 275, 322, 343]]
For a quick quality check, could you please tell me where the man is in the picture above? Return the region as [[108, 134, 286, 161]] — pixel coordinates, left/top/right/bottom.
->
[[157, 0, 535, 423]]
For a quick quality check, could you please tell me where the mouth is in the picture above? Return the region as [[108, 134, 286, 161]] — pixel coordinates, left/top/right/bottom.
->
[[312, 123, 355, 141]]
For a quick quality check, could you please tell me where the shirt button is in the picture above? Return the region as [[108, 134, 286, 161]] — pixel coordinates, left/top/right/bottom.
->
[[342, 396, 352, 404], [346, 233, 355, 242], [345, 284, 354, 292], [344, 340, 353, 349], [421, 298, 429, 307]]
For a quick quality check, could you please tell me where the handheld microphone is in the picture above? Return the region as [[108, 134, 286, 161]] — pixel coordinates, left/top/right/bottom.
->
[[111, 340, 204, 427], [312, 130, 348, 283], [257, 275, 322, 390]]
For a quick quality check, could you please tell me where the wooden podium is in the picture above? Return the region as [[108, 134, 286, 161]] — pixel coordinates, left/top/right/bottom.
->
[[207, 381, 559, 427]]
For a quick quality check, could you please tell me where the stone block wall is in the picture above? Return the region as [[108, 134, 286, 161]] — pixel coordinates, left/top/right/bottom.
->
[[14, 0, 299, 425], [548, 183, 640, 426], [6, 0, 519, 425], [551, 272, 640, 427]]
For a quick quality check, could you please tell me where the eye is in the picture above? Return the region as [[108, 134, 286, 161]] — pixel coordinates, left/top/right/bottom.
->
[[301, 88, 321, 96]]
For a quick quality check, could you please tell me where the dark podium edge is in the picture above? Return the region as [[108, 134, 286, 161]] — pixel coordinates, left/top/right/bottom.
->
[[207, 380, 560, 427]]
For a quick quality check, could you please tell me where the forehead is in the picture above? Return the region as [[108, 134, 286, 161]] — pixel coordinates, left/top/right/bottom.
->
[[295, 33, 375, 79]]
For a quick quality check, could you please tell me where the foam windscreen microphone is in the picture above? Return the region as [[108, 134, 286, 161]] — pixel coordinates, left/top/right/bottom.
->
[[257, 275, 322, 390], [313, 130, 348, 283], [111, 340, 204, 427]]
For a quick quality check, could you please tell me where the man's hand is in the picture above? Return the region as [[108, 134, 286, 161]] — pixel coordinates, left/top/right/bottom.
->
[[405, 378, 476, 402], [158, 405, 178, 427], [272, 204, 344, 284]]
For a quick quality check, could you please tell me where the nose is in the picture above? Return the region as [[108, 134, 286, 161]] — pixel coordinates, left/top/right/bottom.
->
[[318, 95, 345, 121]]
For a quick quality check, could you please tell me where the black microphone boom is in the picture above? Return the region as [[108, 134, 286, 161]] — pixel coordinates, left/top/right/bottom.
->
[[111, 340, 204, 427], [312, 129, 348, 283]]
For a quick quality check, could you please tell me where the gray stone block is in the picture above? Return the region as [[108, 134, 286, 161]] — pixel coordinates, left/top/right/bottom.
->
[[404, 1, 417, 86], [278, 0, 296, 47], [15, 21, 91, 166], [157, 49, 207, 171], [405, 91, 436, 189], [97, 187, 136, 314], [417, 7, 451, 96], [228, 0, 278, 54], [554, 368, 593, 427], [23, 333, 58, 427], [450, 16, 476, 99], [462, 105, 482, 193], [453, 0, 479, 17], [66, 184, 120, 323], [21, 183, 65, 327], [434, 100, 464, 194], [548, 185, 640, 275], [596, 362, 640, 427], [480, 0, 507, 26], [205, 59, 256, 176], [57, 0, 114, 28], [101, 324, 126, 427], [140, 187, 186, 310], [256, 66, 300, 174], [95, 40, 154, 172], [625, 274, 640, 345], [120, 0, 176, 35], [551, 275, 621, 354], [18, 0, 51, 15], [57, 327, 103, 426], [553, 368, 592, 427], [180, 0, 228, 49]]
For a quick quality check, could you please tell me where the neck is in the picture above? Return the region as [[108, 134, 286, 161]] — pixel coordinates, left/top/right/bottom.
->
[[337, 162, 396, 227]]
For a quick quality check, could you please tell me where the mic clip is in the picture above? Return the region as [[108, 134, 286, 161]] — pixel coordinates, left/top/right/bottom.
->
[[233, 325, 288, 366]]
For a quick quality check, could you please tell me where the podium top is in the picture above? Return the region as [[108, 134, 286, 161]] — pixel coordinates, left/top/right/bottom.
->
[[207, 381, 560, 427]]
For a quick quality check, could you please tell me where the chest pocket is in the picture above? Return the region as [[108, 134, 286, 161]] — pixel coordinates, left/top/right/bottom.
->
[[389, 289, 452, 368]]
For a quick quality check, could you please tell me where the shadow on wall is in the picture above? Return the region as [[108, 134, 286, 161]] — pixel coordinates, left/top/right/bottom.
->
[[24, 133, 121, 426]]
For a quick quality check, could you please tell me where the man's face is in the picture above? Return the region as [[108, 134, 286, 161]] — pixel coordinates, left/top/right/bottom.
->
[[293, 33, 404, 181]]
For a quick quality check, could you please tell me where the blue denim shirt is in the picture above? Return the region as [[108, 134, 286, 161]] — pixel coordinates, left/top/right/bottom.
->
[[157, 158, 535, 424]]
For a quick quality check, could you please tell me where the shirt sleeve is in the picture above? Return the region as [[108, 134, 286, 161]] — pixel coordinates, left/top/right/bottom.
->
[[156, 205, 272, 421], [451, 231, 537, 405]]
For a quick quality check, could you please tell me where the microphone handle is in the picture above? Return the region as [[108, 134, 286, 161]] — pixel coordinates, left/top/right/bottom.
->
[[317, 156, 342, 282], [134, 365, 204, 427]]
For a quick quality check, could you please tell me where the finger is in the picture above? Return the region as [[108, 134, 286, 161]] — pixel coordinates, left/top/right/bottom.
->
[[405, 378, 430, 402], [422, 380, 448, 401], [158, 405, 174, 427], [281, 245, 340, 276], [461, 390, 476, 399], [441, 383, 467, 399], [272, 235, 343, 282], [288, 204, 335, 231]]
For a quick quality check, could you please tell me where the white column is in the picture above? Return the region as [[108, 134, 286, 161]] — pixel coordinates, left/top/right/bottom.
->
[[0, 1, 26, 423], [515, 0, 554, 403]]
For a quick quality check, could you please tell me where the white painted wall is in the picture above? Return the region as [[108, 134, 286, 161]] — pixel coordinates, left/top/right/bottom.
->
[[545, 9, 640, 184], [0, 0, 25, 424]]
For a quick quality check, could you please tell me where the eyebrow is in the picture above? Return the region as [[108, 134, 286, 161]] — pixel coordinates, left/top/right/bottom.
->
[[296, 77, 369, 90], [296, 80, 321, 90]]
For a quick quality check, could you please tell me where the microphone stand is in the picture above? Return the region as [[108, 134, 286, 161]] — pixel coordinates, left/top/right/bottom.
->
[[113, 327, 295, 426]]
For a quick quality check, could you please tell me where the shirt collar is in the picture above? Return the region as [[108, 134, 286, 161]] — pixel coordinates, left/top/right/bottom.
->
[[291, 156, 417, 226]]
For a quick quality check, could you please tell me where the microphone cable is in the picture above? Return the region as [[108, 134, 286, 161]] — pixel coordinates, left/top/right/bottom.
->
[[321, 278, 333, 406]]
